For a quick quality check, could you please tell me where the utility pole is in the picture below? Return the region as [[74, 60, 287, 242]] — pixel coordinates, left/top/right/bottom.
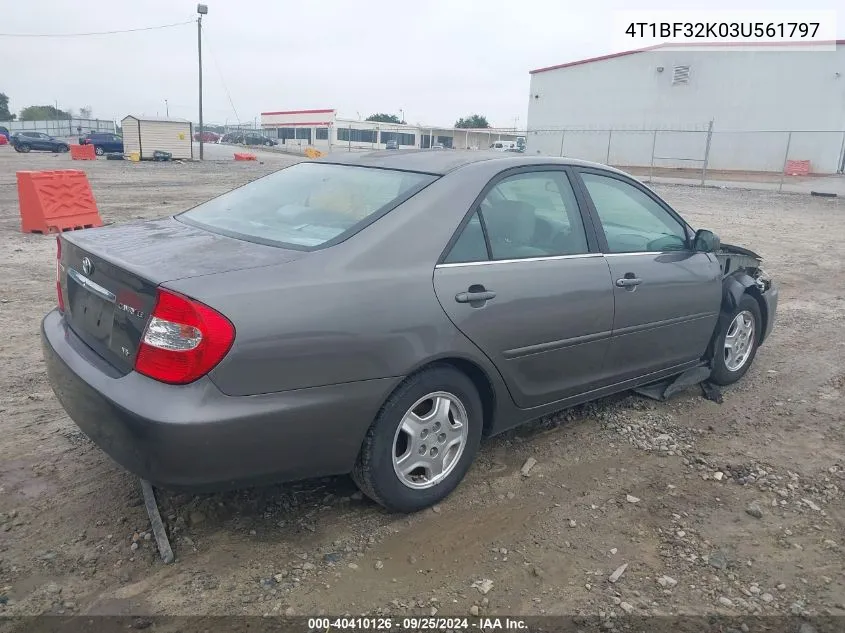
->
[[165, 99, 169, 117], [197, 4, 208, 159]]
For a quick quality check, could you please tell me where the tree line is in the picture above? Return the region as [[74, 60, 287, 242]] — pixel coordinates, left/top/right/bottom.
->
[[0, 93, 94, 121], [1, 94, 495, 129], [366, 112, 491, 128]]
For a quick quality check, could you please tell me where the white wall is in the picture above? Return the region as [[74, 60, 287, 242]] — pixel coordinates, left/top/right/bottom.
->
[[527, 46, 845, 172]]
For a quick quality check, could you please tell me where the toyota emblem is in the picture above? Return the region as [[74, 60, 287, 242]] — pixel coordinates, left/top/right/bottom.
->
[[82, 257, 93, 276]]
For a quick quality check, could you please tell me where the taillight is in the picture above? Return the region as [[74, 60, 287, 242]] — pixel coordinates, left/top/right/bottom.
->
[[56, 236, 65, 312], [134, 288, 235, 385]]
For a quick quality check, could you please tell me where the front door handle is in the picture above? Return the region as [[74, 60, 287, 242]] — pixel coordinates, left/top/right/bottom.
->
[[455, 290, 496, 303], [615, 277, 642, 288]]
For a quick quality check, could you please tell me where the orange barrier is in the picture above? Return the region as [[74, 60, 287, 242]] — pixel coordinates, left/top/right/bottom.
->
[[304, 147, 325, 159], [0, 135, 8, 146], [70, 144, 96, 160], [17, 170, 103, 234], [785, 160, 810, 176], [234, 152, 257, 161]]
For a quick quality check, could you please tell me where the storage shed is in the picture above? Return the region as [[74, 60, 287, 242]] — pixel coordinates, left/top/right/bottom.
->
[[121, 116, 193, 160]]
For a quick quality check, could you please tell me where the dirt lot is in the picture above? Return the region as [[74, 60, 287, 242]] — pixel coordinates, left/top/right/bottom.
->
[[0, 147, 843, 625]]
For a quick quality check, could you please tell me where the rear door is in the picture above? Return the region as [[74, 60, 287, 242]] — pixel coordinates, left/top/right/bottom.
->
[[433, 167, 615, 408], [574, 168, 721, 382], [30, 133, 48, 150]]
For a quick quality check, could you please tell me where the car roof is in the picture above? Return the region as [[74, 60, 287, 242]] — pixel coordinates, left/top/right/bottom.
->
[[317, 149, 621, 176]]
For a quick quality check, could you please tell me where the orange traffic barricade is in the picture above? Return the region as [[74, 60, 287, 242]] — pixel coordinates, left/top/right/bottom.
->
[[785, 160, 810, 176], [17, 170, 103, 234], [234, 152, 257, 161], [70, 144, 96, 160]]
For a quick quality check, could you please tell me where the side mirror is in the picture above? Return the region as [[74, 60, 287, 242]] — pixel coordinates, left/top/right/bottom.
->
[[693, 229, 720, 253]]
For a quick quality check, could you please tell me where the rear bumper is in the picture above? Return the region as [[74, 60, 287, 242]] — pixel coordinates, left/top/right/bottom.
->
[[41, 309, 396, 490], [760, 282, 779, 344]]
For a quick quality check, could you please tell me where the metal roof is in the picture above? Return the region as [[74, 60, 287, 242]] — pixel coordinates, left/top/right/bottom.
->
[[530, 40, 845, 75], [121, 115, 191, 123]]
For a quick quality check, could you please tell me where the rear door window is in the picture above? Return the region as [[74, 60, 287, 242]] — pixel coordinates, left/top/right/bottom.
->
[[178, 162, 436, 249]]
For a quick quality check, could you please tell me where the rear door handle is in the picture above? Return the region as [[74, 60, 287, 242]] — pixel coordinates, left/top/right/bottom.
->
[[615, 277, 642, 288], [455, 290, 496, 303]]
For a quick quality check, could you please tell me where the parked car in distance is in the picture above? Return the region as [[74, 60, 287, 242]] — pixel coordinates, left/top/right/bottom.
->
[[490, 140, 517, 151], [0, 126, 9, 141], [12, 131, 70, 153], [42, 152, 777, 514], [385, 140, 399, 150], [194, 131, 221, 143], [243, 132, 277, 146], [431, 143, 445, 150], [81, 132, 124, 155]]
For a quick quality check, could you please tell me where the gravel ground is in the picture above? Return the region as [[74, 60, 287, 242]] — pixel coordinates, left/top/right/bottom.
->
[[0, 147, 843, 624]]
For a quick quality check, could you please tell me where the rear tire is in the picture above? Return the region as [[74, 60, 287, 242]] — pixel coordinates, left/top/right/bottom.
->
[[352, 365, 483, 513], [710, 294, 762, 386], [95, 146, 104, 156]]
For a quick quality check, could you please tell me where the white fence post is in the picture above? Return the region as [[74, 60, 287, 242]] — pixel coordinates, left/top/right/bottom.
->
[[778, 131, 793, 193], [701, 120, 714, 186], [649, 130, 657, 183]]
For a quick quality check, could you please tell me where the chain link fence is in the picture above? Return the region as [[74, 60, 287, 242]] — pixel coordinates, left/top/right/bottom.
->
[[527, 124, 845, 191], [0, 118, 115, 138]]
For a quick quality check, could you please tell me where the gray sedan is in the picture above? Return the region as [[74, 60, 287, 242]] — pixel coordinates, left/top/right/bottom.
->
[[42, 151, 777, 513]]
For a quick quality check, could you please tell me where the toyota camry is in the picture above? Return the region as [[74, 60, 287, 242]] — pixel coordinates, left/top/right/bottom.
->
[[42, 151, 777, 513]]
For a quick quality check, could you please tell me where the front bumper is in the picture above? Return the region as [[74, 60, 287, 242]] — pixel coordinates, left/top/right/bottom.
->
[[42, 309, 396, 490], [759, 282, 779, 344]]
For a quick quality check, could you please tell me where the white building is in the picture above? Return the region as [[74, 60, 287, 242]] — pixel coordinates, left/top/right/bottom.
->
[[260, 109, 520, 152], [527, 42, 845, 173]]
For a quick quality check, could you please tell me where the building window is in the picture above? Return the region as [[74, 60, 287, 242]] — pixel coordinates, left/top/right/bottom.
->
[[337, 128, 377, 143], [672, 65, 690, 85], [435, 135, 453, 148], [381, 131, 415, 146], [295, 128, 310, 140], [277, 128, 296, 140], [316, 128, 328, 140]]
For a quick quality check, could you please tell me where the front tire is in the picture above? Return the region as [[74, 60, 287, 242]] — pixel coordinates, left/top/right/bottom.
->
[[710, 294, 762, 386], [352, 365, 483, 513], [95, 146, 104, 156], [57, 144, 69, 153], [17, 144, 30, 153]]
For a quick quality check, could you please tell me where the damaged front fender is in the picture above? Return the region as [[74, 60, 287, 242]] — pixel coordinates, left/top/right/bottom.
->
[[705, 243, 778, 363]]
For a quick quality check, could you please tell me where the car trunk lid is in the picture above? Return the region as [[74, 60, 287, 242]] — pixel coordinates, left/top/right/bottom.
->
[[59, 217, 305, 374]]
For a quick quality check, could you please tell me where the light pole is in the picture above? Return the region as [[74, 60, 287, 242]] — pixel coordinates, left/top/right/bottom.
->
[[197, 3, 208, 159], [399, 108, 404, 124], [165, 99, 169, 117]]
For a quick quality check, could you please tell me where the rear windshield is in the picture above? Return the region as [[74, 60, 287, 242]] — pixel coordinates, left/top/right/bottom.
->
[[178, 162, 435, 249]]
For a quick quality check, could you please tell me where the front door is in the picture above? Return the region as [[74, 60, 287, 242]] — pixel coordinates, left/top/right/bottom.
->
[[433, 167, 615, 408], [575, 169, 722, 383], [34, 133, 51, 150]]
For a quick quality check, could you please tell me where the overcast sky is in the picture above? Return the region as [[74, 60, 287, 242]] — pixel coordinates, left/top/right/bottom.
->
[[2, 0, 841, 127]]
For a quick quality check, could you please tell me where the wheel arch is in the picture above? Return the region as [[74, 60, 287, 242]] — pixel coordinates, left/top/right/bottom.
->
[[394, 356, 498, 436], [705, 272, 768, 362]]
